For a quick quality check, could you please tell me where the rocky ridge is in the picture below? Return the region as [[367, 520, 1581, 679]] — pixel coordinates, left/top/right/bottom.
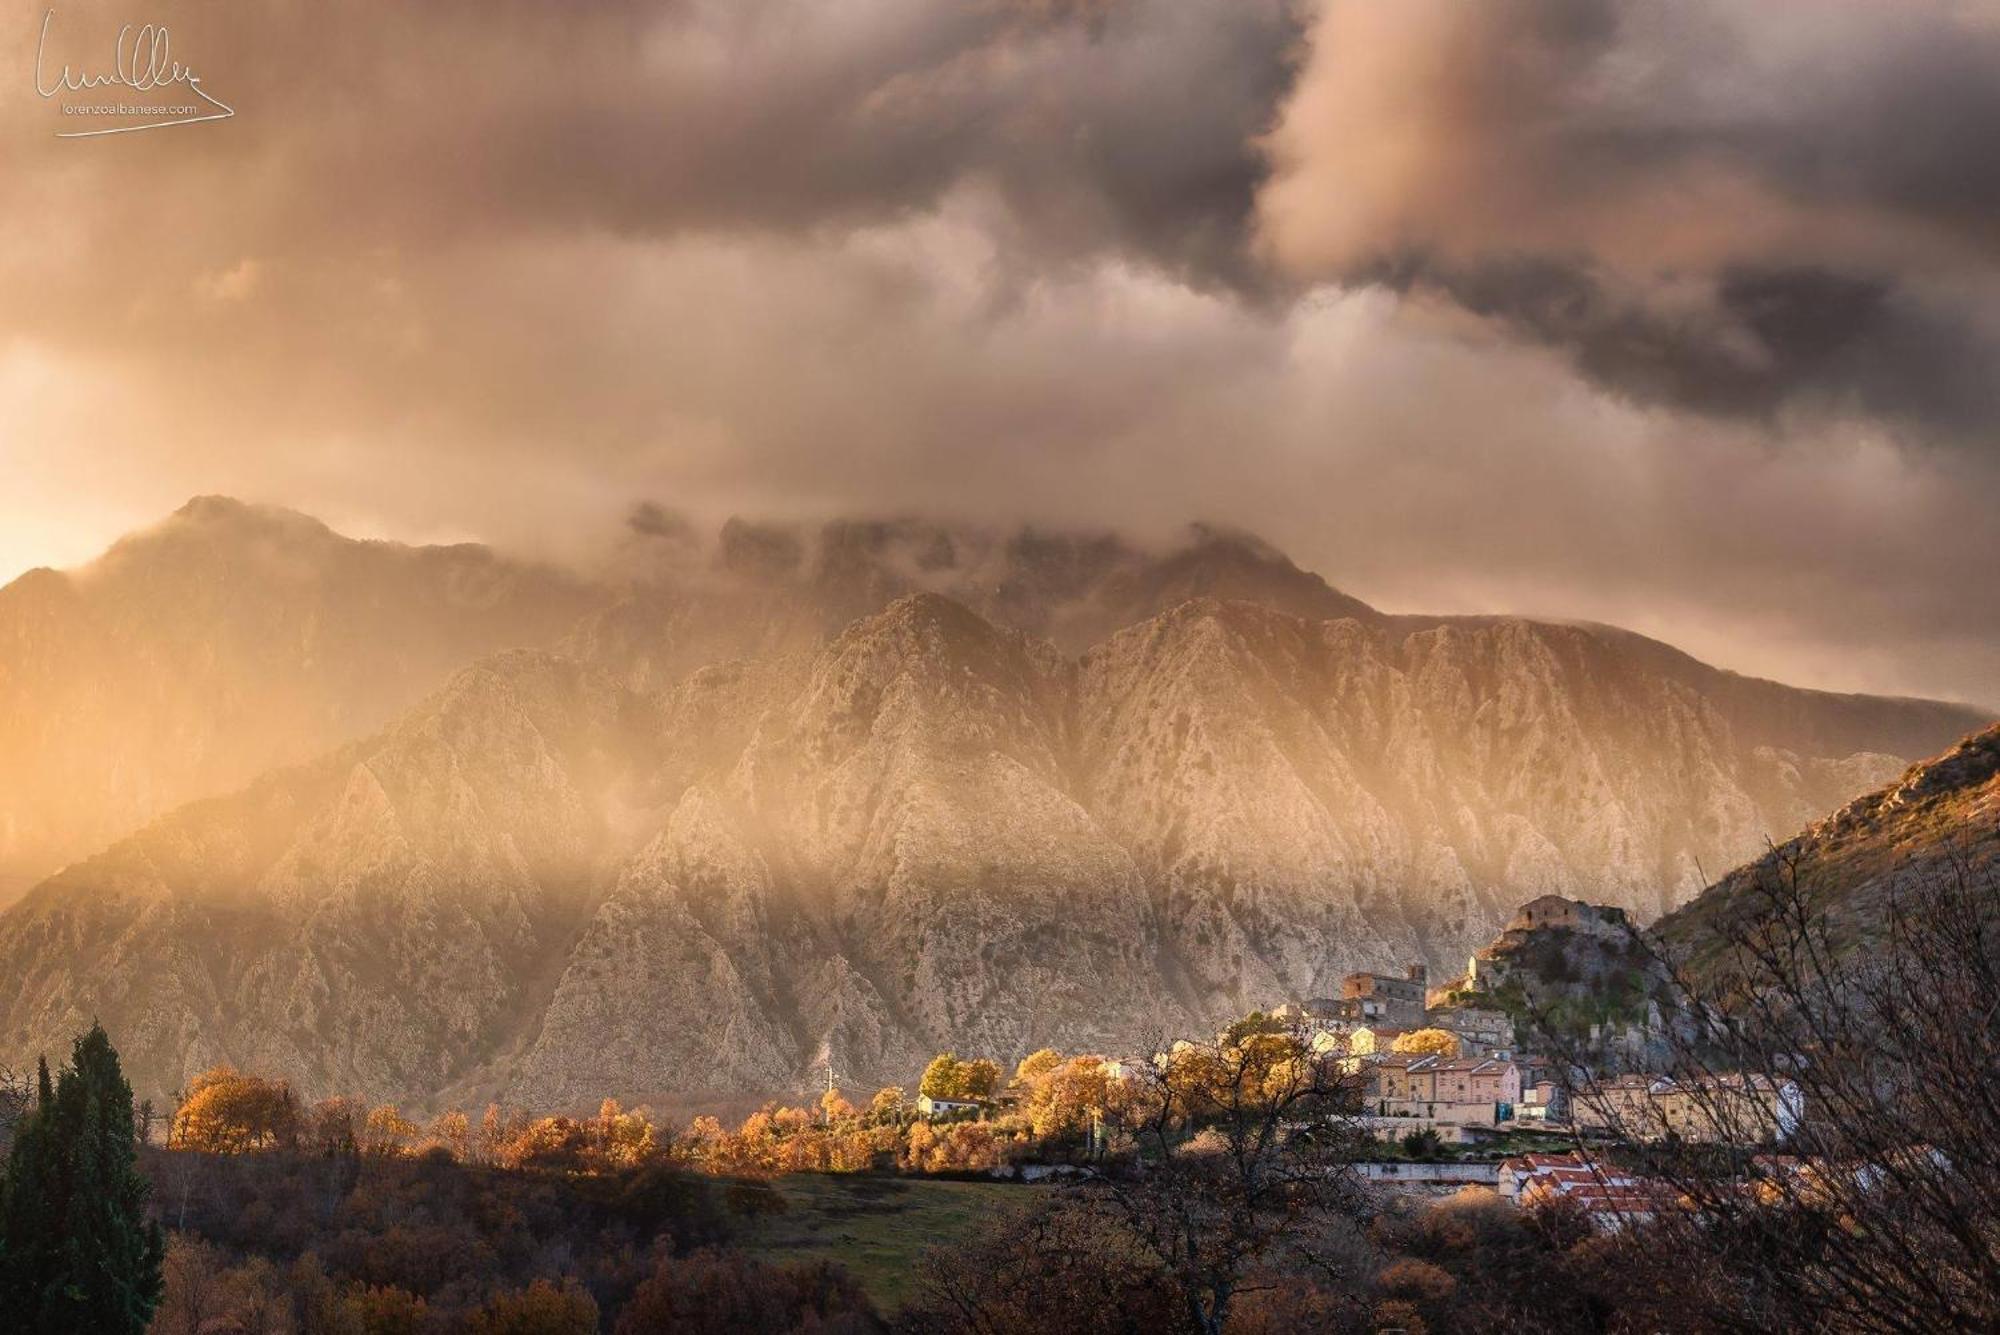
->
[[0, 500, 1988, 1107], [1656, 722, 2000, 980]]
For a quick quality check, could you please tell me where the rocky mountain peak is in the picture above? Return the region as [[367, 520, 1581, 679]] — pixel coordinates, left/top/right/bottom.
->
[[0, 500, 603, 903], [172, 492, 316, 526], [1103, 524, 1376, 629], [104, 494, 345, 568]]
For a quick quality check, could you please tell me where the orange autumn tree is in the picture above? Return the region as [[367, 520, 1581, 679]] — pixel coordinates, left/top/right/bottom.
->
[[361, 1105, 421, 1157], [171, 1068, 300, 1153], [497, 1100, 659, 1173], [1024, 1056, 1113, 1143]]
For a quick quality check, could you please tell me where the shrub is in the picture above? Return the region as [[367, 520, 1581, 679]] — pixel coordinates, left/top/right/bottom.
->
[[466, 1278, 600, 1335], [614, 1249, 875, 1334]]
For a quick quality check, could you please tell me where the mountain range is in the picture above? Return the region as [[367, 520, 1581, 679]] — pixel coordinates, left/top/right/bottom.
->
[[0, 498, 1986, 1108]]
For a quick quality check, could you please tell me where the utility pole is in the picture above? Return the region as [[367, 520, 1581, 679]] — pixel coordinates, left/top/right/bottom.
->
[[816, 1055, 839, 1122]]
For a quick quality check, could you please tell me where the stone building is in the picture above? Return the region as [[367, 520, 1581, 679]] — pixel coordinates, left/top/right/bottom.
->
[[1365, 1054, 1523, 1126], [1425, 1003, 1516, 1055], [1505, 895, 1632, 940], [1571, 1073, 1803, 1145], [1338, 964, 1429, 1029]]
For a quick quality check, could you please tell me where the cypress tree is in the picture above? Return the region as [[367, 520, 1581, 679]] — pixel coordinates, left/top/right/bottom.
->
[[0, 1025, 164, 1334]]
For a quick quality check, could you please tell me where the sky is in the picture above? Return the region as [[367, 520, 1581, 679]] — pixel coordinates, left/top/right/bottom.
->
[[3, 0, 1996, 706]]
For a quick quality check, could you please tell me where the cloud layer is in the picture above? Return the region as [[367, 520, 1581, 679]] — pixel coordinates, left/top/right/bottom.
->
[[2, 0, 1994, 705], [1257, 0, 2000, 435]]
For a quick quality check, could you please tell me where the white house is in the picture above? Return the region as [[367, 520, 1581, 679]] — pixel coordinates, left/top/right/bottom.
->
[[915, 1094, 983, 1119]]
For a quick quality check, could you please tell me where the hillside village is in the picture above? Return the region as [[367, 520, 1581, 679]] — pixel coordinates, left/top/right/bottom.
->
[[888, 894, 1806, 1231], [916, 895, 1783, 1141]]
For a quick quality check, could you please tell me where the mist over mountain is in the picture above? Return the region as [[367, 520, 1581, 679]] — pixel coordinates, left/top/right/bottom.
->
[[0, 500, 1986, 1108], [0, 497, 600, 904]]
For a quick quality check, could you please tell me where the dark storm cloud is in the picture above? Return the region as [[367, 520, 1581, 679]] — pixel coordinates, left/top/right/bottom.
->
[[14, 0, 1999, 421], [1257, 0, 2000, 439], [1359, 257, 2000, 433], [1746, 16, 2000, 248], [2, 0, 1299, 290]]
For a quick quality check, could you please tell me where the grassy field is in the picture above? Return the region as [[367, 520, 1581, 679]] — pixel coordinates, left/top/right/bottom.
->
[[737, 1174, 1028, 1312]]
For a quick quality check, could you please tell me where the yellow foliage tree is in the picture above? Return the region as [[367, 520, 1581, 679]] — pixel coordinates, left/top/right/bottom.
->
[[819, 1088, 857, 1124], [428, 1109, 471, 1161], [866, 1086, 906, 1125], [594, 1099, 657, 1168], [1027, 1057, 1111, 1142], [499, 1116, 592, 1171], [477, 1104, 519, 1166], [1014, 1048, 1063, 1086], [918, 1053, 969, 1100], [683, 1114, 726, 1170], [362, 1104, 421, 1157], [927, 1122, 1002, 1172], [920, 1053, 1000, 1101], [171, 1067, 300, 1153], [1390, 1028, 1461, 1059], [901, 1120, 940, 1171]]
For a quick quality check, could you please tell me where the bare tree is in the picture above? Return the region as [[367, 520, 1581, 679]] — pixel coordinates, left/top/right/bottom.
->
[[160, 1082, 202, 1232], [0, 1062, 29, 1152], [898, 1192, 1182, 1335], [1555, 852, 2000, 1332], [1087, 1023, 1369, 1335], [151, 1235, 234, 1335]]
